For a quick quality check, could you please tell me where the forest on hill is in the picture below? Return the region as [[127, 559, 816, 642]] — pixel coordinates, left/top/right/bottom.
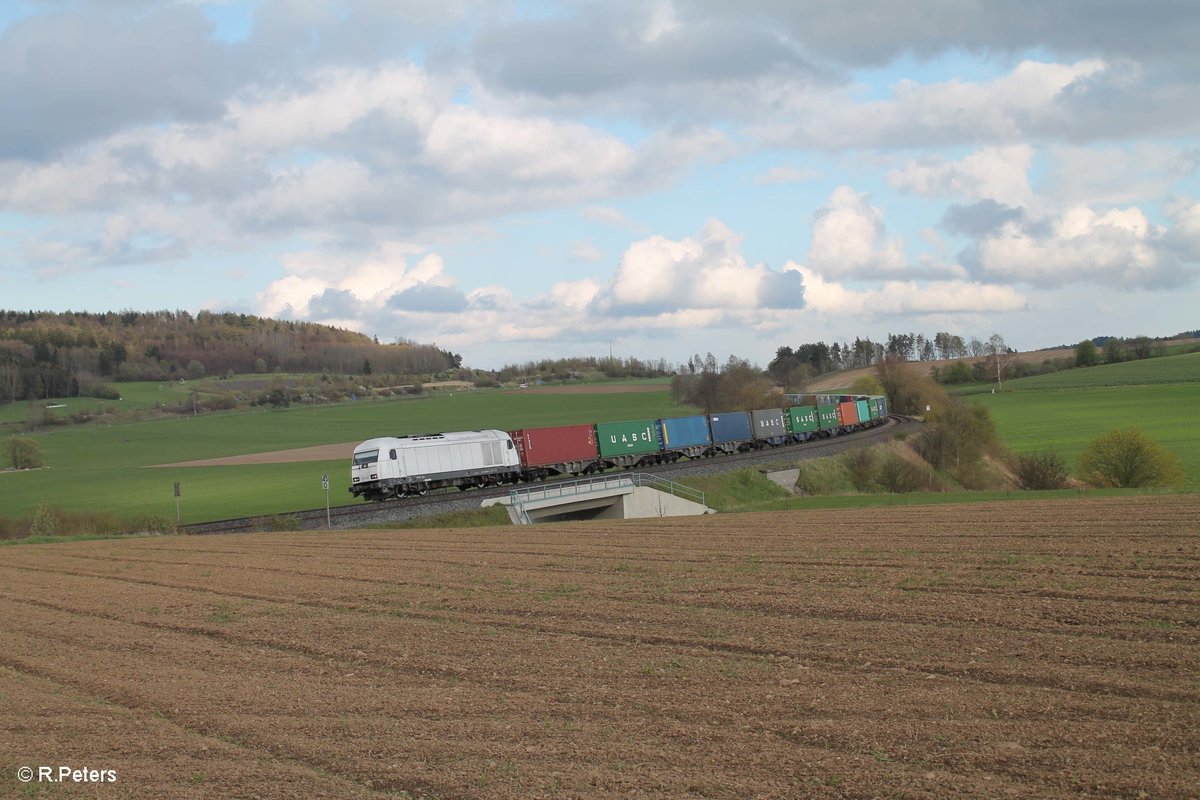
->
[[0, 309, 461, 404]]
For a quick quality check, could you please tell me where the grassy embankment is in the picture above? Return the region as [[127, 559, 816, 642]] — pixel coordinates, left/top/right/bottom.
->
[[969, 352, 1200, 488], [0, 385, 694, 528], [677, 352, 1200, 513]]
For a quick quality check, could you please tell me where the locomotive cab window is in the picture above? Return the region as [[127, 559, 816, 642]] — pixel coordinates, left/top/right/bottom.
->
[[389, 449, 397, 460], [353, 449, 379, 466]]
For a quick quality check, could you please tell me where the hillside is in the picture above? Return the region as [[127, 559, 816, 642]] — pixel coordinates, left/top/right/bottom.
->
[[802, 337, 1200, 393], [0, 309, 460, 404]]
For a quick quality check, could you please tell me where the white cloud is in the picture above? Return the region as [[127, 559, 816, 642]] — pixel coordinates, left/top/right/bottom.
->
[[425, 108, 636, 182], [596, 219, 805, 315], [756, 59, 1110, 149], [257, 242, 457, 318], [1043, 144, 1199, 207], [970, 205, 1189, 288], [806, 186, 909, 279], [887, 145, 1033, 206], [1166, 199, 1200, 255], [792, 265, 1027, 316]]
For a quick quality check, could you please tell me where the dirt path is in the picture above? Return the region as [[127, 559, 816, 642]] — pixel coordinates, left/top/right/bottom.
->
[[151, 442, 357, 468]]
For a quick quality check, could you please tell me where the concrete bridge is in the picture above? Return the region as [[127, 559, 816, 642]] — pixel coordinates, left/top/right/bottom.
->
[[484, 473, 715, 524]]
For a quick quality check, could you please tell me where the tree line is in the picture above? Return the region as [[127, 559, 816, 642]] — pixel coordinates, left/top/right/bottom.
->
[[767, 331, 1011, 389], [0, 309, 461, 404], [492, 355, 674, 385]]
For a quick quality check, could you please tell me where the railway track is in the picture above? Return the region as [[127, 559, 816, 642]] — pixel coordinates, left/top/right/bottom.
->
[[181, 414, 919, 534]]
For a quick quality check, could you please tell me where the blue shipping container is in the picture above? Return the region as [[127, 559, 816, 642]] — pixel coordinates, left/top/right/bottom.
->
[[708, 411, 752, 444], [660, 415, 712, 449]]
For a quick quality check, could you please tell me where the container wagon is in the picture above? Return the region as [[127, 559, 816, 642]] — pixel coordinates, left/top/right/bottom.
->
[[708, 411, 753, 454], [786, 405, 819, 442], [836, 401, 860, 430], [855, 398, 871, 425], [659, 415, 712, 461], [750, 408, 789, 447], [816, 404, 840, 436], [595, 419, 663, 468], [509, 424, 599, 479]]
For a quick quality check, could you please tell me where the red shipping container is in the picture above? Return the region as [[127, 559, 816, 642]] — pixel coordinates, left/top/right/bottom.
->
[[509, 424, 598, 469], [836, 401, 859, 426]]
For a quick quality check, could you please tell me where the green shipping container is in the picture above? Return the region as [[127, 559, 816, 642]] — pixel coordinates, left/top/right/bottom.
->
[[856, 399, 870, 422], [817, 404, 839, 430], [595, 419, 662, 457], [787, 405, 819, 433]]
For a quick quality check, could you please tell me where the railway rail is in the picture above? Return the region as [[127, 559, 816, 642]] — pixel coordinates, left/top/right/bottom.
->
[[181, 414, 919, 534]]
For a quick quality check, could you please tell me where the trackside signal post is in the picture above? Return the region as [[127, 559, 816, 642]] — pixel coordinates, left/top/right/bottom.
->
[[322, 473, 331, 528], [174, 481, 181, 524]]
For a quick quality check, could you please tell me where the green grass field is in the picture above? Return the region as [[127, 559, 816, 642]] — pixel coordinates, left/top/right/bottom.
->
[[0, 381, 192, 425], [1, 387, 695, 523], [966, 352, 1200, 487]]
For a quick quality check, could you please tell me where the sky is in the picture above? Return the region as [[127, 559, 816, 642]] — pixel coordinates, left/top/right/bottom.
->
[[1, 1, 1198, 370]]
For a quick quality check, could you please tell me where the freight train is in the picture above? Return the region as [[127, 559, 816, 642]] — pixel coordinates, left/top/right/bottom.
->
[[349, 395, 888, 501]]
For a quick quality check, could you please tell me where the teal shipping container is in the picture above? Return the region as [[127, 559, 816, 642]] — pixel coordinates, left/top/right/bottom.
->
[[595, 419, 662, 458], [855, 399, 871, 422]]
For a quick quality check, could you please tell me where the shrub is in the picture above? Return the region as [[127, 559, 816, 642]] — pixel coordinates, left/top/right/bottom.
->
[[793, 457, 852, 495], [8, 437, 44, 469], [952, 458, 1009, 491], [30, 501, 58, 537], [915, 399, 997, 471], [848, 375, 885, 396], [1075, 339, 1099, 367], [88, 383, 122, 400], [202, 393, 238, 411], [877, 455, 926, 493], [874, 356, 948, 415], [265, 514, 301, 531], [1015, 450, 1070, 490], [844, 448, 877, 492], [1077, 428, 1184, 488]]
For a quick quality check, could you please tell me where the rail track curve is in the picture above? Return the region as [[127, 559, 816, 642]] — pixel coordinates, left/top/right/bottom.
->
[[181, 414, 921, 534]]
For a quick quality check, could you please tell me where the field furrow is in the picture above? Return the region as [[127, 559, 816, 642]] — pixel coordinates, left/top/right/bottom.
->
[[2, 494, 1197, 798]]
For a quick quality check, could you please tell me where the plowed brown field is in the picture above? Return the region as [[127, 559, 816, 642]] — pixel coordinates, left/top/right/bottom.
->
[[2, 495, 1197, 799]]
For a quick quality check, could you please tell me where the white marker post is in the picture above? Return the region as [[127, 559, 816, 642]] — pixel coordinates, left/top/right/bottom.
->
[[322, 473, 331, 529], [174, 481, 181, 525]]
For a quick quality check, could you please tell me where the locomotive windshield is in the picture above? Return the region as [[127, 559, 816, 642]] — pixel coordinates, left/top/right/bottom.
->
[[353, 449, 379, 466]]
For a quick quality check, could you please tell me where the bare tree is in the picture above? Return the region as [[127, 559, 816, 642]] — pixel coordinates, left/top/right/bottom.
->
[[986, 333, 1016, 391]]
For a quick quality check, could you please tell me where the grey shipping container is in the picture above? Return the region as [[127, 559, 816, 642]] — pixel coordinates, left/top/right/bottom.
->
[[750, 408, 788, 444]]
